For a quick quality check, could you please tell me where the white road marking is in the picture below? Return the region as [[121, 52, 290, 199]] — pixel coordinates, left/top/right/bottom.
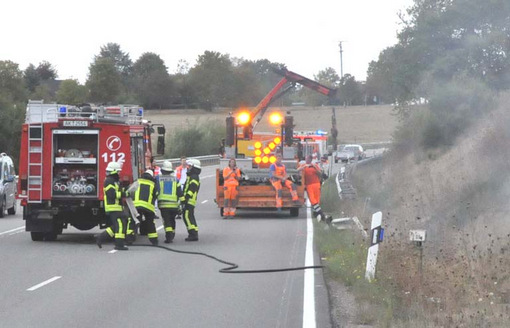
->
[[201, 174, 215, 179], [108, 250, 117, 254], [201, 200, 208, 204], [303, 199, 316, 328], [9, 231, 23, 236], [0, 226, 24, 236], [156, 225, 164, 231], [27, 276, 61, 291]]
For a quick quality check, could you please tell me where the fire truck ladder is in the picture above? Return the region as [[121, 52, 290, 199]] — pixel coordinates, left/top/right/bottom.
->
[[27, 124, 43, 203]]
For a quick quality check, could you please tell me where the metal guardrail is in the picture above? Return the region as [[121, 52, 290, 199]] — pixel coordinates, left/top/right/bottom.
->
[[155, 155, 220, 168]]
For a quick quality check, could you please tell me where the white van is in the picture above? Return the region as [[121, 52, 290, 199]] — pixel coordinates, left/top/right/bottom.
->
[[0, 153, 17, 217]]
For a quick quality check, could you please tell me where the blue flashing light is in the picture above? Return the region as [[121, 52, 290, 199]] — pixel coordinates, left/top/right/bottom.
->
[[316, 129, 327, 135], [59, 106, 67, 113], [138, 108, 143, 116], [379, 228, 384, 242]]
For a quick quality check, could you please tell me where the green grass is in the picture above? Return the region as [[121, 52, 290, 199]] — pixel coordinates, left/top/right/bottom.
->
[[317, 177, 399, 327]]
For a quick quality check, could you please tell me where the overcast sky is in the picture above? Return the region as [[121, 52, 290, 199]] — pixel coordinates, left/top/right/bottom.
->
[[1, 0, 413, 84]]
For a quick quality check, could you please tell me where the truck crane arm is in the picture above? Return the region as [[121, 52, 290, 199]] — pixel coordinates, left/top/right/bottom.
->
[[250, 68, 336, 130]]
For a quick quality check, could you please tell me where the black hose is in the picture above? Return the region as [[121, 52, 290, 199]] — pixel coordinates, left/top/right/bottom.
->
[[131, 244, 323, 274]]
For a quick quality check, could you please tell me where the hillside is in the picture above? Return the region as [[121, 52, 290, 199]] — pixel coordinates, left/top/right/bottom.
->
[[350, 99, 510, 326], [144, 105, 398, 145]]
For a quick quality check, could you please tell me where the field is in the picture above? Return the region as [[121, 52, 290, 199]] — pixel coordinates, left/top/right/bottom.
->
[[144, 105, 398, 144]]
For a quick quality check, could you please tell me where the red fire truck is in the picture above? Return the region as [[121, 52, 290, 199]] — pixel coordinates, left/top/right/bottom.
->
[[18, 101, 165, 241]]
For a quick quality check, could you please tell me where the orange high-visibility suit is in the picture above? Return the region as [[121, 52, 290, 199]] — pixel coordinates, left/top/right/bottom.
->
[[223, 166, 241, 217], [269, 163, 298, 209], [299, 162, 325, 219]]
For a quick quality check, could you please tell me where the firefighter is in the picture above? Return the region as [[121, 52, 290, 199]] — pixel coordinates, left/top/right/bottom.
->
[[182, 158, 201, 241], [298, 155, 327, 221], [157, 160, 185, 243], [96, 162, 130, 251], [134, 169, 160, 245], [222, 158, 241, 219], [269, 153, 299, 212]]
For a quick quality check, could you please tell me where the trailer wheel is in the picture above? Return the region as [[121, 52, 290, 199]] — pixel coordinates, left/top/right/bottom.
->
[[31, 232, 44, 241], [290, 208, 299, 217]]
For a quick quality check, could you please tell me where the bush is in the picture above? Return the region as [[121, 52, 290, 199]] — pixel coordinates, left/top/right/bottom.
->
[[392, 77, 496, 157], [166, 118, 224, 157]]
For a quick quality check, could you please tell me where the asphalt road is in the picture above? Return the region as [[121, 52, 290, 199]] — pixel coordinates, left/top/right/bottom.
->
[[0, 165, 333, 328]]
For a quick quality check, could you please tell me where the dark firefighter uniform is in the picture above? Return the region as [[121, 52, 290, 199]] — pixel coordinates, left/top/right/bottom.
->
[[96, 163, 129, 250], [134, 170, 160, 245], [183, 159, 201, 241], [158, 171, 184, 243]]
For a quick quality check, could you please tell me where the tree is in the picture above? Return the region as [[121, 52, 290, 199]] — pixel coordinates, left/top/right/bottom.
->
[[188, 51, 236, 110], [97, 43, 132, 77], [0, 60, 26, 162], [339, 74, 363, 106], [56, 79, 88, 104], [35, 61, 57, 81], [86, 57, 122, 103], [132, 52, 175, 109], [175, 59, 193, 108], [0, 60, 26, 103]]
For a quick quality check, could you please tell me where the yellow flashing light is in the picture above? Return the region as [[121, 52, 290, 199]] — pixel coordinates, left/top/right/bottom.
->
[[269, 156, 277, 163], [262, 156, 269, 163], [254, 141, 262, 149], [254, 157, 262, 164], [254, 149, 262, 156], [237, 112, 251, 126], [263, 147, 271, 155], [274, 137, 281, 144], [268, 142, 276, 150], [269, 112, 283, 125]]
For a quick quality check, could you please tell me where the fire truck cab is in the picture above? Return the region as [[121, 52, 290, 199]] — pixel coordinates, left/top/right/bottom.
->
[[18, 101, 165, 241]]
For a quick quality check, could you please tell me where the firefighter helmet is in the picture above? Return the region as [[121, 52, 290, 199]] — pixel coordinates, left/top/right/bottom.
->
[[162, 160, 173, 172], [145, 169, 154, 177], [106, 162, 122, 174], [187, 158, 201, 169]]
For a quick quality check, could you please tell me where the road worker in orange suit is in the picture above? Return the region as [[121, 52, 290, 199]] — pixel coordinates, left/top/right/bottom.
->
[[298, 155, 327, 221], [222, 158, 241, 219], [269, 153, 299, 212]]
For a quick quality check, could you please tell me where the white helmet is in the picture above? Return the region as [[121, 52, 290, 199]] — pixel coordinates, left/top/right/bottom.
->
[[162, 160, 173, 172], [145, 169, 154, 177], [187, 158, 201, 169], [106, 162, 122, 174]]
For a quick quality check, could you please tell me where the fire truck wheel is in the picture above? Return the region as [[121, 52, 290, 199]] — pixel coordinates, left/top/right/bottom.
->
[[44, 232, 58, 241], [290, 208, 299, 217], [0, 198, 5, 218], [31, 232, 45, 241]]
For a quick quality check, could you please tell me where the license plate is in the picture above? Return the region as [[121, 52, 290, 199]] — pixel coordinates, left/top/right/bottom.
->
[[63, 121, 88, 127]]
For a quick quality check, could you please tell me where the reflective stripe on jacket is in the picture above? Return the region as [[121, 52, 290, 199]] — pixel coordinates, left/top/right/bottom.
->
[[158, 175, 183, 208], [104, 176, 122, 212], [184, 175, 200, 206], [134, 178, 156, 212]]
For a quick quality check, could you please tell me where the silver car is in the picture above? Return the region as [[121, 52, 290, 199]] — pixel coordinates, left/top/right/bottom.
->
[[334, 144, 365, 163], [0, 153, 17, 217]]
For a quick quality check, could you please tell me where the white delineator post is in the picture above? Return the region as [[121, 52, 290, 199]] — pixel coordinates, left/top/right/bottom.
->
[[365, 211, 384, 281]]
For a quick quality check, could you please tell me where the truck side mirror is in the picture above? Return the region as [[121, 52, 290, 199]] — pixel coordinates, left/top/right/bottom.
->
[[157, 136, 165, 155]]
